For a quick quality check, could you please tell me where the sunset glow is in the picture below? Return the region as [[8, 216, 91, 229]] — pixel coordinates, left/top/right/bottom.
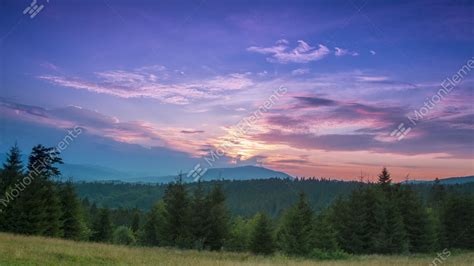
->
[[1, 0, 473, 181]]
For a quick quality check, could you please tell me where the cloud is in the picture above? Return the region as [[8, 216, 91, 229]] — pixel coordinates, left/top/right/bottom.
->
[[247, 40, 330, 63], [294, 96, 337, 108], [356, 75, 389, 82], [334, 47, 358, 57], [255, 118, 474, 158], [266, 115, 307, 128], [370, 50, 376, 55], [0, 99, 174, 148], [257, 92, 474, 159], [291, 68, 310, 75], [180, 130, 205, 134], [39, 68, 254, 105]]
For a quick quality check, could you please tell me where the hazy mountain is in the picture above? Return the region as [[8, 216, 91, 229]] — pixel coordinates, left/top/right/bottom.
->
[[121, 165, 293, 183], [59, 163, 137, 181], [401, 175, 474, 185], [59, 164, 292, 183], [198, 165, 292, 181]]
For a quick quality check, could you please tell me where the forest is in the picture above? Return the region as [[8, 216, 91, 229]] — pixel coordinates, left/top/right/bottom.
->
[[0, 144, 473, 259], [73, 176, 474, 218]]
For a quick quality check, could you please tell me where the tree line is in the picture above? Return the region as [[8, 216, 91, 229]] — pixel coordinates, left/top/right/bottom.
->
[[0, 144, 473, 258], [73, 175, 474, 218]]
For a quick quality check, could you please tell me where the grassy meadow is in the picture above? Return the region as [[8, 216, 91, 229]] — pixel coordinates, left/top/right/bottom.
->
[[0, 233, 473, 266]]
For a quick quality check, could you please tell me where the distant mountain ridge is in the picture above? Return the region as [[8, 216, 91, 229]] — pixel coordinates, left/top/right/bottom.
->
[[125, 165, 293, 183], [56, 163, 293, 183], [401, 175, 474, 185], [0, 153, 472, 184]]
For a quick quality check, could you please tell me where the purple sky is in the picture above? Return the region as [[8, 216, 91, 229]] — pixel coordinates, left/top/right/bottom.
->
[[1, 0, 473, 181]]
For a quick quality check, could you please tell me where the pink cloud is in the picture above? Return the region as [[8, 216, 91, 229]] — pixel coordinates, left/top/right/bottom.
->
[[247, 40, 330, 63], [39, 70, 254, 105]]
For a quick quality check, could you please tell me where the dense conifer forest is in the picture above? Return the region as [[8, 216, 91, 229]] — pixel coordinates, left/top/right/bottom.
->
[[1, 144, 473, 258]]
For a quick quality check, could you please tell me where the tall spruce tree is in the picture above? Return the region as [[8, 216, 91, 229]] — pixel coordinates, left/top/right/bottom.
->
[[277, 192, 314, 256], [312, 209, 338, 252], [328, 197, 352, 252], [205, 184, 229, 251], [345, 188, 369, 254], [190, 181, 210, 249], [396, 187, 436, 253], [441, 194, 474, 249], [42, 181, 63, 237], [0, 144, 23, 192], [131, 209, 140, 234], [378, 167, 392, 192], [162, 174, 192, 248], [91, 208, 113, 242], [141, 201, 166, 246], [250, 212, 275, 255], [15, 145, 63, 236], [60, 182, 86, 240], [379, 199, 408, 254], [362, 187, 386, 253], [0, 144, 24, 232]]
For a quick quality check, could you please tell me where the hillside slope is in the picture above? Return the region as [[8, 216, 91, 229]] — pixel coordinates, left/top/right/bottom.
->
[[1, 233, 473, 266]]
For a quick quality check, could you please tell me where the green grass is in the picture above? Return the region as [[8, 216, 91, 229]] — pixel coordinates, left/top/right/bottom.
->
[[0, 233, 473, 265]]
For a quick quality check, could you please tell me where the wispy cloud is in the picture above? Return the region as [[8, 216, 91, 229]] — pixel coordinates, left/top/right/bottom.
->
[[39, 68, 254, 105], [334, 47, 358, 57], [247, 40, 330, 63], [180, 130, 205, 134], [291, 68, 310, 75]]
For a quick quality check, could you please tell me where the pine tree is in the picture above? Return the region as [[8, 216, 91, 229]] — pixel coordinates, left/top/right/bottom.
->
[[430, 178, 445, 209], [91, 208, 113, 242], [379, 199, 408, 254], [13, 177, 47, 235], [32, 145, 63, 237], [0, 144, 23, 191], [162, 175, 192, 247], [42, 181, 63, 237], [27, 145, 62, 179], [277, 192, 314, 256], [345, 189, 369, 254], [227, 216, 254, 251], [60, 182, 86, 240], [313, 210, 338, 251], [441, 194, 474, 249], [250, 212, 275, 255], [397, 187, 436, 253], [190, 181, 210, 249], [141, 201, 165, 246], [131, 209, 140, 234], [328, 197, 352, 252], [0, 144, 24, 232], [378, 167, 392, 192], [205, 184, 229, 251], [14, 145, 63, 236], [363, 187, 388, 253]]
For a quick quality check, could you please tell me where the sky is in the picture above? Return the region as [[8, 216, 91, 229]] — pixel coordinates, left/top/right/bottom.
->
[[0, 0, 473, 181]]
